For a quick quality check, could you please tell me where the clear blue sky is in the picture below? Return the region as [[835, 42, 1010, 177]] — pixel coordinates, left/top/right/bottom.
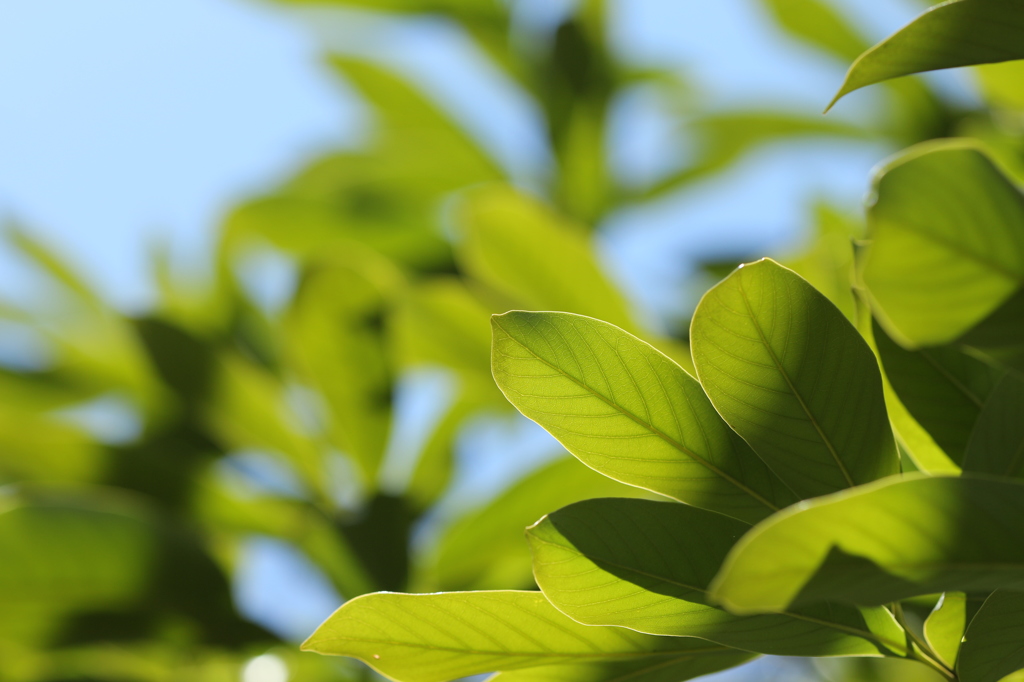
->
[[0, 0, 944, 673]]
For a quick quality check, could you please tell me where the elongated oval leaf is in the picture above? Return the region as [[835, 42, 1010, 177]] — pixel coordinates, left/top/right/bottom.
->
[[528, 498, 905, 657], [488, 648, 756, 682], [690, 258, 898, 499], [861, 140, 1024, 347], [957, 591, 1024, 682], [709, 476, 1024, 613], [963, 373, 1024, 477], [491, 311, 797, 524], [924, 592, 967, 669], [302, 590, 746, 682], [829, 0, 1024, 109]]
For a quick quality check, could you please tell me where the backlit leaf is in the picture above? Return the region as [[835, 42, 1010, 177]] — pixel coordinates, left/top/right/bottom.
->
[[691, 258, 898, 499], [962, 373, 1024, 477], [491, 311, 797, 523]]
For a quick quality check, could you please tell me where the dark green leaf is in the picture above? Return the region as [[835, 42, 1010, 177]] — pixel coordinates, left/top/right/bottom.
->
[[957, 591, 1024, 682], [691, 258, 898, 499], [529, 498, 906, 656], [963, 373, 1024, 477]]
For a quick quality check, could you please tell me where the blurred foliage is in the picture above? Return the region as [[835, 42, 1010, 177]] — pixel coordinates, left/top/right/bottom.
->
[[4, 0, 1024, 680]]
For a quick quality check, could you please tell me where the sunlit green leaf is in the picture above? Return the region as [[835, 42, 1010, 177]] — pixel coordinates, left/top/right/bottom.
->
[[302, 590, 746, 682], [710, 476, 1024, 613], [488, 649, 756, 682], [924, 592, 967, 669], [860, 140, 1024, 347], [691, 258, 898, 499], [491, 310, 797, 523], [829, 0, 1024, 109], [529, 497, 906, 657]]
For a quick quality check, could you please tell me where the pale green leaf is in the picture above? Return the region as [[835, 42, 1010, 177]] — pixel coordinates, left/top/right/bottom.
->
[[759, 0, 867, 61], [459, 186, 635, 331], [829, 0, 1024, 110], [963, 373, 1024, 477], [691, 258, 898, 499], [529, 498, 906, 657], [860, 140, 1024, 347], [958, 591, 1024, 682], [710, 476, 1024, 614], [301, 590, 746, 682], [924, 592, 967, 669], [491, 311, 797, 524]]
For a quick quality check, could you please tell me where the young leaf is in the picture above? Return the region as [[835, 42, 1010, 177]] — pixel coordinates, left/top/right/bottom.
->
[[301, 590, 747, 682], [828, 0, 1024, 110], [528, 498, 906, 657], [924, 592, 967, 669], [963, 373, 1024, 477], [874, 322, 1001, 466], [709, 476, 1024, 614], [491, 311, 797, 524], [957, 591, 1024, 682], [860, 140, 1024, 347], [690, 258, 898, 500]]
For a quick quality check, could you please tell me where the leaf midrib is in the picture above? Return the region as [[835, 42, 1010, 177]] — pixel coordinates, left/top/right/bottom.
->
[[494, 319, 780, 513], [530, 533, 903, 652], [735, 279, 856, 488]]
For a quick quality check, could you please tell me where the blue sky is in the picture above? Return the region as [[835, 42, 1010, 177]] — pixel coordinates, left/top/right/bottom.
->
[[0, 0, 955, 674]]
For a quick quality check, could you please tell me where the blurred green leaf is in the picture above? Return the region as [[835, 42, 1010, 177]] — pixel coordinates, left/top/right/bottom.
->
[[529, 497, 906, 656], [759, 0, 868, 62], [458, 186, 635, 331], [301, 590, 748, 682], [782, 203, 860, 322], [691, 259, 898, 499], [416, 455, 646, 592], [709, 476, 1024, 613], [860, 140, 1024, 347], [829, 0, 1024, 109], [491, 311, 797, 523]]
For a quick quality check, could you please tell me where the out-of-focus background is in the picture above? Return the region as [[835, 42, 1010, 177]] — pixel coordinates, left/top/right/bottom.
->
[[0, 0, 1017, 680]]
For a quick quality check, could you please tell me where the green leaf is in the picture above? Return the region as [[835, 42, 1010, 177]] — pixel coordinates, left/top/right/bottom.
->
[[459, 186, 635, 332], [491, 311, 796, 524], [529, 498, 906, 657], [963, 373, 1024, 477], [924, 592, 967, 669], [416, 456, 646, 592], [301, 590, 748, 682], [285, 258, 400, 484], [690, 258, 898, 499], [828, 0, 1024, 110], [860, 140, 1024, 347], [709, 476, 1024, 613], [759, 0, 867, 62], [874, 322, 1001, 466], [957, 590, 1024, 682], [488, 649, 756, 682]]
